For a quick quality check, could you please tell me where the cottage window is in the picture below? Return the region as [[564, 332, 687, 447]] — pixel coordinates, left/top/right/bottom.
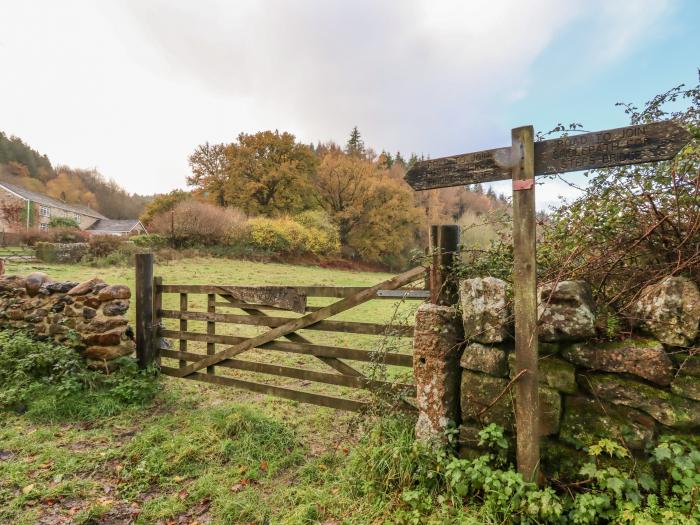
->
[[39, 223, 49, 231], [40, 206, 50, 217], [74, 214, 81, 224]]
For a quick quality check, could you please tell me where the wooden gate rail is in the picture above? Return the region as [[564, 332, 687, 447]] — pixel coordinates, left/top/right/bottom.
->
[[159, 348, 416, 394], [158, 284, 430, 299], [161, 369, 369, 412], [158, 310, 414, 336], [157, 329, 413, 367], [171, 266, 426, 378], [143, 262, 427, 411]]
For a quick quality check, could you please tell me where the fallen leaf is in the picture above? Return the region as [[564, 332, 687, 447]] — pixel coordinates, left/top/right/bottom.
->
[[22, 483, 35, 495], [178, 489, 189, 500], [231, 483, 245, 493], [260, 460, 268, 472]]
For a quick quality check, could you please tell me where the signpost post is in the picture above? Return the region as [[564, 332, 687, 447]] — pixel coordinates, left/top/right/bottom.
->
[[405, 119, 691, 482]]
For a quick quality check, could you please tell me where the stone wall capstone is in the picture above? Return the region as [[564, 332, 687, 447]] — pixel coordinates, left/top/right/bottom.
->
[[0, 273, 134, 369]]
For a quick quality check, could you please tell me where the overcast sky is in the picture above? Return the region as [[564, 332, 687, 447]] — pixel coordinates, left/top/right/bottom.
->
[[1, 0, 698, 209]]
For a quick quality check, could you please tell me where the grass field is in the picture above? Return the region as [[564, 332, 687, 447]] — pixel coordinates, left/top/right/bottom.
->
[[0, 257, 431, 524]]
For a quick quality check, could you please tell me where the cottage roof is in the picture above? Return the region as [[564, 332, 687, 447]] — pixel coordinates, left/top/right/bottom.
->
[[0, 181, 107, 219], [86, 219, 145, 233]]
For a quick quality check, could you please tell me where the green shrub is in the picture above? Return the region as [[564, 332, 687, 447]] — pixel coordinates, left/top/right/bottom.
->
[[0, 330, 158, 421], [87, 234, 124, 257], [48, 217, 80, 229], [130, 233, 168, 249], [85, 242, 140, 267], [35, 241, 88, 263]]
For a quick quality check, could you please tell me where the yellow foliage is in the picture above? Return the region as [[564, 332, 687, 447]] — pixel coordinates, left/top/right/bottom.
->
[[46, 171, 97, 208], [314, 153, 422, 262], [248, 215, 340, 255]]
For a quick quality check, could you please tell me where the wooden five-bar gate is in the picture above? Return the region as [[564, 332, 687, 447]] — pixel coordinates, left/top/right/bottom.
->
[[133, 249, 453, 412]]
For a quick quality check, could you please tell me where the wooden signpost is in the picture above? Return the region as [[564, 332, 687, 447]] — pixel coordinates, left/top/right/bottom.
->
[[405, 119, 692, 482]]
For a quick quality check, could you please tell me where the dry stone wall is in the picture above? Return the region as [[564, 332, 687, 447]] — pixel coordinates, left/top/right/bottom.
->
[[454, 275, 700, 472], [0, 272, 134, 369]]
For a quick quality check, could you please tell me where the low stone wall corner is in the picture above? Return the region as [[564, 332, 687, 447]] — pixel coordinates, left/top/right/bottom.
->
[[0, 272, 134, 369]]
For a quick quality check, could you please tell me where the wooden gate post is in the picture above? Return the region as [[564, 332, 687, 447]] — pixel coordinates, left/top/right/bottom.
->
[[135, 253, 156, 368], [429, 224, 460, 305], [511, 126, 540, 483]]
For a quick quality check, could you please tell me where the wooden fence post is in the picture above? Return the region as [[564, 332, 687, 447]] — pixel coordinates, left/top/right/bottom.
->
[[153, 276, 163, 366], [511, 126, 540, 483], [135, 253, 155, 368], [429, 224, 460, 305]]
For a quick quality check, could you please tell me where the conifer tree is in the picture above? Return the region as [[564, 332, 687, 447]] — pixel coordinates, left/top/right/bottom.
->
[[346, 126, 365, 158]]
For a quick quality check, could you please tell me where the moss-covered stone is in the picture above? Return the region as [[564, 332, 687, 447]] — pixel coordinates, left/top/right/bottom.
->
[[670, 375, 700, 401], [559, 396, 655, 451], [460, 370, 561, 435], [541, 438, 588, 481], [508, 353, 577, 393], [672, 353, 700, 377], [562, 338, 673, 386], [584, 374, 700, 430], [460, 343, 508, 377]]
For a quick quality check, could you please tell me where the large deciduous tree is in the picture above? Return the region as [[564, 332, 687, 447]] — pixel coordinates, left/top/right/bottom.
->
[[189, 131, 317, 215], [140, 189, 191, 226], [313, 152, 422, 261], [187, 142, 229, 206]]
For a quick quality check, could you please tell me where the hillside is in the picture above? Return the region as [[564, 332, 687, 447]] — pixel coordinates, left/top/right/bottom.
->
[[0, 131, 151, 219]]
